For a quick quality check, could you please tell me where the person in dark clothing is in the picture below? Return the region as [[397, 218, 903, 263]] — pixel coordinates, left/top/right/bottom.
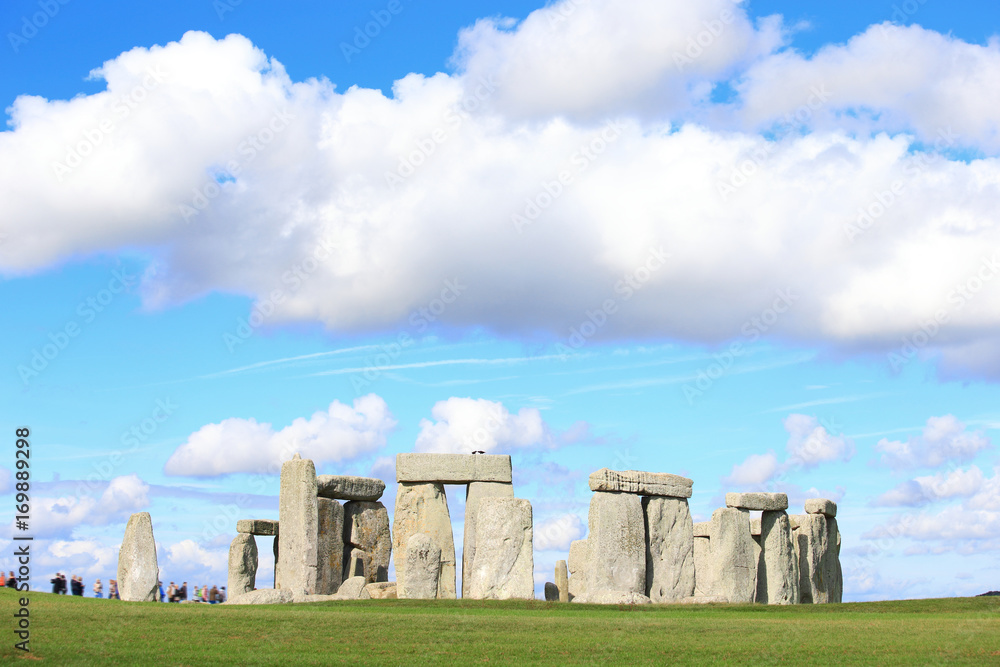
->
[[58, 573, 68, 594], [179, 582, 187, 601], [6, 572, 17, 589]]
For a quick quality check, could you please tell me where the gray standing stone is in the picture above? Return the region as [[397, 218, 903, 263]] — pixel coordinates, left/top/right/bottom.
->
[[463, 481, 515, 598], [825, 517, 843, 603], [794, 513, 830, 604], [589, 491, 645, 595], [725, 492, 789, 511], [276, 454, 319, 594], [396, 453, 512, 483], [469, 498, 534, 600], [401, 533, 441, 599], [757, 510, 799, 605], [315, 497, 344, 595], [117, 512, 159, 602], [236, 519, 279, 536], [709, 507, 757, 603], [392, 482, 456, 599], [316, 475, 386, 501], [272, 535, 279, 589], [555, 560, 569, 603], [589, 469, 693, 498], [693, 535, 713, 597], [568, 539, 590, 602], [346, 548, 365, 579], [227, 533, 258, 598], [342, 500, 391, 583], [643, 496, 695, 602], [544, 582, 559, 601]]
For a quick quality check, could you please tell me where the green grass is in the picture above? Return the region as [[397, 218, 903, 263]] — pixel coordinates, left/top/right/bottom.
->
[[2, 588, 998, 665]]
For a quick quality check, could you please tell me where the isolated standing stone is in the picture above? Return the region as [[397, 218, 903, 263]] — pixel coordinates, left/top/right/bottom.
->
[[117, 512, 159, 602], [316, 475, 385, 501], [315, 498, 344, 595], [795, 513, 830, 604], [643, 496, 696, 602], [396, 453, 512, 483], [757, 510, 799, 605], [568, 539, 590, 602], [589, 492, 645, 595], [693, 534, 713, 597], [710, 507, 757, 603], [555, 560, 569, 603], [342, 501, 391, 583], [589, 469, 693, 498], [463, 481, 515, 598], [401, 533, 441, 599], [469, 498, 534, 600], [276, 455, 319, 594], [228, 533, 258, 597], [544, 582, 559, 601], [393, 482, 456, 599]]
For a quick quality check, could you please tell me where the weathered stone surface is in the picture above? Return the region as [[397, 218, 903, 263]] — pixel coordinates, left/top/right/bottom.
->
[[680, 595, 729, 604], [544, 582, 559, 601], [237, 519, 279, 536], [692, 521, 711, 538], [276, 455, 319, 594], [346, 548, 365, 579], [589, 492, 645, 595], [750, 518, 761, 536], [825, 518, 843, 603], [316, 498, 344, 595], [365, 582, 397, 599], [794, 513, 830, 604], [588, 590, 652, 605], [555, 560, 569, 603], [469, 498, 534, 600], [693, 535, 713, 597], [725, 492, 788, 511], [272, 535, 279, 588], [118, 512, 159, 602], [333, 575, 369, 599], [643, 496, 695, 602], [710, 508, 757, 603], [589, 469, 693, 498], [316, 475, 385, 501], [568, 539, 590, 602], [757, 511, 799, 605], [805, 498, 837, 517], [463, 481, 515, 598], [396, 453, 512, 483], [392, 482, 456, 599], [343, 501, 391, 584], [228, 533, 258, 597], [401, 533, 441, 599], [225, 588, 294, 605]]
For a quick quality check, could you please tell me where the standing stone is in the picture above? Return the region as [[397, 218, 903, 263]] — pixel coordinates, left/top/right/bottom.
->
[[544, 582, 559, 601], [568, 539, 590, 602], [315, 498, 344, 595], [589, 492, 645, 595], [272, 535, 279, 588], [392, 482, 456, 599], [469, 498, 534, 600], [710, 507, 757, 603], [401, 533, 440, 599], [757, 510, 799, 605], [346, 548, 365, 579], [693, 534, 713, 597], [825, 517, 843, 603], [794, 513, 830, 604], [643, 496, 696, 602], [342, 501, 391, 584], [555, 560, 569, 603], [117, 512, 159, 602], [228, 533, 258, 597], [276, 455, 319, 594], [463, 481, 515, 598]]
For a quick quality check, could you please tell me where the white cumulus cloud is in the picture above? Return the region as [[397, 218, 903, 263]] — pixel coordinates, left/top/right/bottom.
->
[[875, 415, 991, 469], [415, 397, 551, 454], [874, 466, 986, 507], [784, 414, 856, 466], [27, 475, 150, 538], [534, 513, 586, 552]]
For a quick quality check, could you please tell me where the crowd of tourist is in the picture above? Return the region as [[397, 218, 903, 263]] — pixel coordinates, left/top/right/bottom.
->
[[0, 570, 225, 602]]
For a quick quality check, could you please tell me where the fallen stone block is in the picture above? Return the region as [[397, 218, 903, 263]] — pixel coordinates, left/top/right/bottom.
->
[[333, 575, 370, 600], [463, 481, 514, 598], [224, 589, 294, 605], [643, 496, 695, 602], [365, 582, 397, 599], [544, 582, 559, 601], [276, 454, 319, 595], [118, 512, 159, 602], [343, 500, 391, 584], [589, 491, 646, 594], [393, 482, 456, 599], [805, 498, 837, 517], [680, 595, 728, 604], [317, 475, 385, 502], [396, 453, 512, 483], [725, 492, 788, 511], [710, 507, 757, 603], [588, 469, 693, 498], [228, 533, 258, 598], [588, 590, 652, 605], [469, 498, 534, 600], [316, 498, 344, 595], [236, 519, 279, 536], [757, 510, 799, 605], [555, 560, 569, 603], [401, 533, 441, 600], [568, 539, 590, 602]]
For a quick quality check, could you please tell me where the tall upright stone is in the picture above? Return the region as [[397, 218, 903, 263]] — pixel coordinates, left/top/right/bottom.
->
[[757, 510, 799, 605], [276, 454, 319, 594], [392, 482, 456, 599], [468, 498, 534, 600], [826, 517, 843, 603], [342, 500, 391, 584], [315, 498, 344, 595], [117, 512, 159, 602], [228, 533, 258, 597], [272, 535, 279, 588], [401, 533, 440, 599], [693, 531, 713, 597], [588, 492, 645, 595], [709, 507, 757, 603], [555, 560, 569, 603], [463, 481, 515, 598], [568, 539, 590, 602], [794, 513, 830, 604], [643, 496, 696, 602]]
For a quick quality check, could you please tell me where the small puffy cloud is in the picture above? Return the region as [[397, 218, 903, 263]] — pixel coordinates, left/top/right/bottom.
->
[[875, 415, 990, 470], [0, 467, 11, 494], [167, 539, 228, 573], [534, 513, 586, 552], [35, 538, 118, 580], [165, 395, 396, 476], [723, 452, 779, 486], [874, 466, 985, 507], [784, 414, 855, 466], [27, 475, 149, 538], [415, 398, 552, 454]]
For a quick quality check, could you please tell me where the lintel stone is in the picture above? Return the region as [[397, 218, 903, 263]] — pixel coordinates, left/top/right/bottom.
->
[[725, 492, 788, 511], [804, 498, 837, 517], [588, 468, 693, 498], [237, 519, 279, 536], [396, 453, 512, 483], [317, 475, 385, 501]]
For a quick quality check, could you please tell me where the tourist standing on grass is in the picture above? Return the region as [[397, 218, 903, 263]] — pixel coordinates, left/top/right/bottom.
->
[[109, 579, 118, 600], [158, 580, 165, 602], [179, 582, 187, 601], [209, 585, 219, 603], [167, 582, 176, 602], [0, 571, 6, 587], [51, 573, 61, 594], [94, 579, 102, 598], [220, 586, 226, 603], [6, 572, 16, 589]]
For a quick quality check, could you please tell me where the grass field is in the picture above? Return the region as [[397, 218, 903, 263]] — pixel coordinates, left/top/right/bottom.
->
[[1, 588, 998, 665]]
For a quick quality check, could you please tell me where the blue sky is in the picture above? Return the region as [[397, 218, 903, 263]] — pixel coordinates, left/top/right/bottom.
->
[[2, 0, 999, 600]]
